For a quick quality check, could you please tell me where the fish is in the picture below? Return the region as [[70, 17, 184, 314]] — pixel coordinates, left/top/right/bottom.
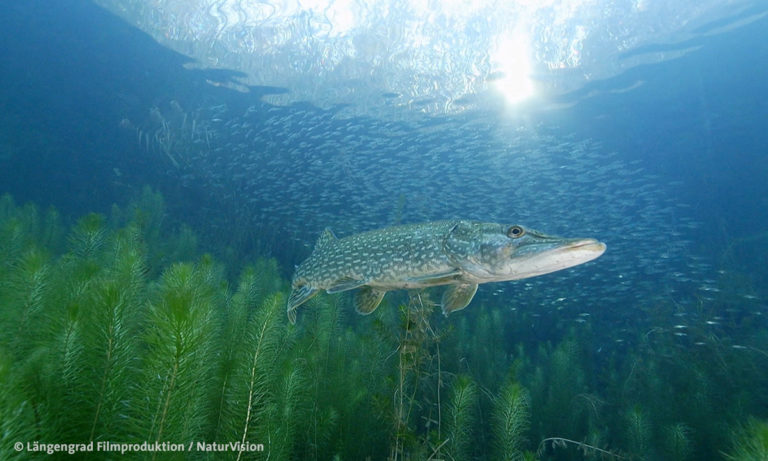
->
[[286, 220, 606, 323]]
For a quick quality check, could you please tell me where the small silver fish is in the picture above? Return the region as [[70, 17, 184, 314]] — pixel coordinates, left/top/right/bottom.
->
[[286, 220, 606, 323]]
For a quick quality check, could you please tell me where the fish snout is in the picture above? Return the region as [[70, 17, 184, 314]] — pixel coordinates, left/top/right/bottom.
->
[[566, 238, 607, 255]]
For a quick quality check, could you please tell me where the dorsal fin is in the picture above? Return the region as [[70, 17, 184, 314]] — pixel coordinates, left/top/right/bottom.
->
[[313, 228, 337, 252]]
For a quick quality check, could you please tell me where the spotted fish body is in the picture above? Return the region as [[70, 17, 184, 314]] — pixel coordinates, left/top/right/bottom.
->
[[287, 220, 606, 323]]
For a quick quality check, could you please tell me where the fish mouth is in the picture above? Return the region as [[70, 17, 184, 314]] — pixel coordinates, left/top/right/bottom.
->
[[563, 238, 607, 255], [556, 239, 607, 265], [480, 238, 606, 281], [512, 237, 606, 264]]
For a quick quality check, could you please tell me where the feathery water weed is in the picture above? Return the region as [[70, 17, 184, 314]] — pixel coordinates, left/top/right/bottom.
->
[[0, 196, 46, 264], [493, 378, 530, 461], [223, 292, 286, 459], [78, 229, 147, 442], [724, 418, 768, 461], [268, 357, 309, 461], [1, 192, 767, 460], [444, 374, 478, 461], [0, 351, 36, 461], [138, 261, 219, 450], [68, 213, 107, 261], [663, 422, 692, 461], [3, 248, 50, 354], [625, 404, 651, 456], [208, 265, 261, 442]]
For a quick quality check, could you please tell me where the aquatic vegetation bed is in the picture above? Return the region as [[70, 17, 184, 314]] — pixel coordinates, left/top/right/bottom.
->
[[0, 191, 766, 460]]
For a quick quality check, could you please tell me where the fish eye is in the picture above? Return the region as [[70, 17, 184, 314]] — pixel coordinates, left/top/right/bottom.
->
[[507, 225, 525, 238]]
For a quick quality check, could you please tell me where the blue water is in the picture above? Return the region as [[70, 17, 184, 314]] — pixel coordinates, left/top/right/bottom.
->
[[3, 0, 767, 350], [2, 0, 767, 458]]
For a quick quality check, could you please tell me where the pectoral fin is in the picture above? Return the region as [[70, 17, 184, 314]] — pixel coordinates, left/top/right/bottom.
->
[[287, 284, 319, 324], [441, 283, 478, 316], [354, 286, 387, 315]]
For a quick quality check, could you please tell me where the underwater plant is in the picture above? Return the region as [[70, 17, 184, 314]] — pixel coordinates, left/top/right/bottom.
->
[[492, 377, 530, 461], [444, 374, 478, 461], [663, 422, 692, 461], [388, 293, 444, 461], [136, 260, 220, 447], [723, 418, 768, 461], [1, 191, 767, 460]]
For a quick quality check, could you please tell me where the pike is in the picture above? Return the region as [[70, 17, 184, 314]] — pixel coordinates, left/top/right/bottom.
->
[[287, 220, 606, 323]]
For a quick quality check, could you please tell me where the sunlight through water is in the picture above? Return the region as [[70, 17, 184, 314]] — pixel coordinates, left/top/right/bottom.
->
[[94, 0, 761, 117], [491, 29, 536, 104]]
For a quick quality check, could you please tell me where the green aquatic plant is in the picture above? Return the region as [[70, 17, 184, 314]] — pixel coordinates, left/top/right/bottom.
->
[[625, 404, 650, 455], [109, 186, 204, 276], [207, 264, 261, 442], [602, 311, 763, 459], [136, 260, 219, 450], [0, 206, 148, 446], [0, 348, 36, 461], [444, 374, 478, 461], [268, 356, 309, 461], [493, 378, 530, 461], [296, 294, 343, 457], [221, 292, 287, 458], [389, 293, 446, 461], [452, 305, 511, 388], [525, 335, 594, 445], [68, 213, 107, 261], [309, 296, 392, 459], [663, 422, 692, 461], [71, 227, 146, 442], [537, 437, 626, 460], [2, 192, 768, 460], [723, 418, 768, 461], [2, 248, 50, 354], [0, 195, 60, 265]]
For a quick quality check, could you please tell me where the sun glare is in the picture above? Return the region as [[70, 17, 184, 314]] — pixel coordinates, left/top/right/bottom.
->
[[490, 31, 536, 104]]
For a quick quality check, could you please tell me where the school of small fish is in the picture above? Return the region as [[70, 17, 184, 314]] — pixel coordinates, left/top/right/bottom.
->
[[125, 98, 762, 348]]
